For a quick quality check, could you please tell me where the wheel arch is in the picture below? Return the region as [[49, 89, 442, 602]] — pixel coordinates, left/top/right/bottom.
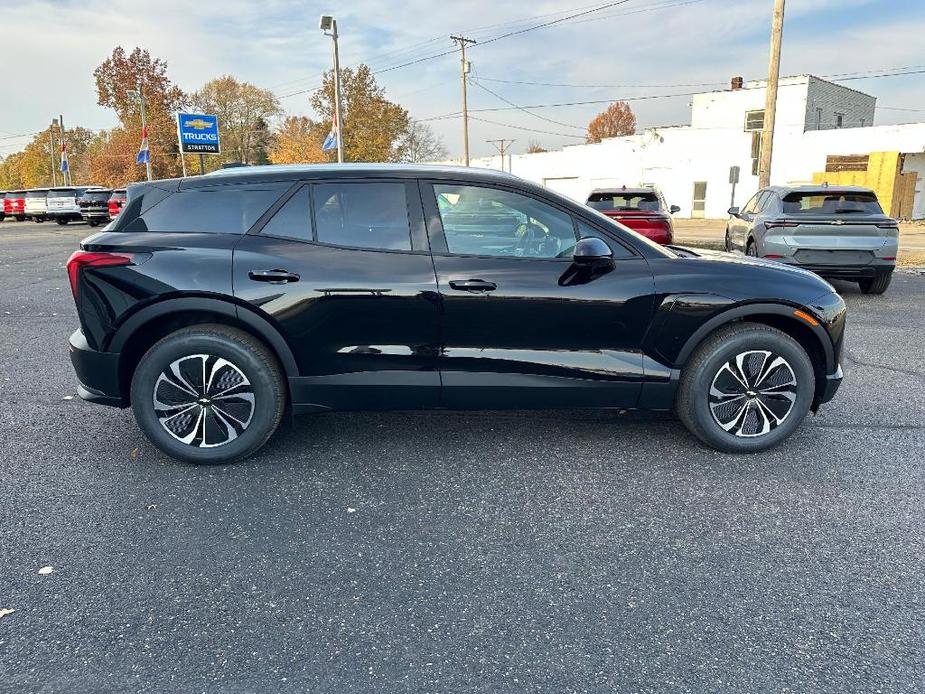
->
[[675, 302, 834, 408], [109, 297, 298, 403]]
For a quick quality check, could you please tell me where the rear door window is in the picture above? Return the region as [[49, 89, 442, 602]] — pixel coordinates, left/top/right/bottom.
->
[[587, 191, 661, 212], [259, 186, 312, 242], [122, 183, 289, 234], [781, 191, 884, 215], [313, 182, 412, 251]]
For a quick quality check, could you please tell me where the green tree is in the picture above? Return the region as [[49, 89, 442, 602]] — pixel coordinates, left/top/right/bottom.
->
[[193, 76, 282, 167], [311, 65, 410, 162]]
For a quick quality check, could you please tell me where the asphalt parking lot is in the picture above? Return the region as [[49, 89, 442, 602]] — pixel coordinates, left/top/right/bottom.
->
[[1, 220, 923, 693]]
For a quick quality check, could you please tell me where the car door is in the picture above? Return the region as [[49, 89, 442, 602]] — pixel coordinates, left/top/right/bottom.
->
[[732, 191, 762, 250], [422, 180, 656, 409], [232, 178, 441, 411]]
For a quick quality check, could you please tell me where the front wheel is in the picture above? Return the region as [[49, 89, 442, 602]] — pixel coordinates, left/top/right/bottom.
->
[[130, 325, 286, 465], [858, 272, 892, 295], [724, 228, 732, 252], [56, 218, 68, 225], [676, 322, 815, 453]]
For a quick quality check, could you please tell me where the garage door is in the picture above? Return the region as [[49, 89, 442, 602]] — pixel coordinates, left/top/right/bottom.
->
[[543, 177, 587, 203]]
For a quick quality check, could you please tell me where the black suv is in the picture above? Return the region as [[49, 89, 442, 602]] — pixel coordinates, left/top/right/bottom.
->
[[78, 188, 113, 226], [67, 164, 846, 464]]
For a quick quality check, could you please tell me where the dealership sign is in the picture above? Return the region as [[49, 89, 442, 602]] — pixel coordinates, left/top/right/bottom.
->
[[176, 113, 220, 154]]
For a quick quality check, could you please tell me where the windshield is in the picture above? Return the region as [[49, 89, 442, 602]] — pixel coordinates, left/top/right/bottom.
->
[[782, 191, 883, 215], [587, 191, 661, 212]]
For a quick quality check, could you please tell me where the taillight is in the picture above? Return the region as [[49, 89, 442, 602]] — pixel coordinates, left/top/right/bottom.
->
[[108, 201, 120, 217], [763, 254, 785, 259], [765, 220, 799, 230], [66, 251, 134, 302]]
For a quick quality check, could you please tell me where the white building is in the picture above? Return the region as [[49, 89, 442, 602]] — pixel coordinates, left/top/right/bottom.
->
[[461, 76, 925, 219]]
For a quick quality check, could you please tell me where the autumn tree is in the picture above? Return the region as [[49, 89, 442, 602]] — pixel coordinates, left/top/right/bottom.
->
[[192, 76, 282, 166], [398, 122, 447, 163], [311, 65, 410, 162], [526, 141, 548, 154], [93, 46, 187, 181], [268, 116, 327, 165], [586, 101, 636, 143]]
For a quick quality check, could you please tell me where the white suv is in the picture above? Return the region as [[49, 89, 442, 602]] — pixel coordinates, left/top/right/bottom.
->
[[47, 187, 103, 225], [24, 189, 49, 222]]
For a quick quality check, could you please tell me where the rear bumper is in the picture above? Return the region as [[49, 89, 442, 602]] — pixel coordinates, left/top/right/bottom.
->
[[776, 258, 894, 280], [68, 329, 125, 407]]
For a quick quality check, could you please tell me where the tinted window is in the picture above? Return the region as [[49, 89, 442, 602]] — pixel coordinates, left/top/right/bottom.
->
[[48, 188, 76, 198], [313, 182, 411, 251], [125, 184, 288, 234], [587, 191, 660, 212], [435, 184, 576, 259], [26, 191, 48, 198], [260, 186, 312, 241], [781, 191, 883, 215]]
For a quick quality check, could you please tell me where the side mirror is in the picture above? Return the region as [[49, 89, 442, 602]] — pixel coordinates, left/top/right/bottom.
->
[[727, 206, 740, 217], [573, 237, 613, 265], [669, 205, 680, 214]]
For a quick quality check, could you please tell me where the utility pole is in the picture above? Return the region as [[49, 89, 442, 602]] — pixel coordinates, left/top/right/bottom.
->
[[138, 81, 153, 181], [49, 120, 58, 187], [486, 139, 515, 172], [451, 35, 476, 166], [758, 0, 785, 188]]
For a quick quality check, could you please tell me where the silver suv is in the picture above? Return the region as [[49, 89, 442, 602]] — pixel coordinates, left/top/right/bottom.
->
[[725, 185, 898, 294]]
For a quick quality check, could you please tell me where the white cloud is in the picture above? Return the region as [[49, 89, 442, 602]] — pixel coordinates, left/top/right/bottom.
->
[[1, 0, 922, 159]]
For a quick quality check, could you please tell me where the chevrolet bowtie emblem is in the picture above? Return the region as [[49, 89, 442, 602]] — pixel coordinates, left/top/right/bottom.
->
[[184, 118, 211, 130]]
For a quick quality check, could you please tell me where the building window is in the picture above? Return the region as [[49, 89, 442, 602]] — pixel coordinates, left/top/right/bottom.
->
[[744, 109, 765, 132], [750, 131, 762, 176], [814, 108, 823, 129], [835, 113, 844, 128]]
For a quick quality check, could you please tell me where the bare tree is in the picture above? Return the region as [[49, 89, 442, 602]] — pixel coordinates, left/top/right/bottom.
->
[[399, 122, 448, 163]]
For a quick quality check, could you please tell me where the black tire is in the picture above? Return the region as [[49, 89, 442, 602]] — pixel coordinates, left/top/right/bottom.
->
[[858, 272, 892, 295], [745, 238, 758, 257], [724, 228, 732, 252], [130, 325, 286, 465], [16, 215, 26, 222], [676, 322, 815, 453], [87, 219, 99, 227], [56, 218, 68, 225]]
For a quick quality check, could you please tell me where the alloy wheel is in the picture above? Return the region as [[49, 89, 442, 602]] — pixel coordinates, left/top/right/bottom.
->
[[708, 350, 798, 438], [152, 354, 255, 447]]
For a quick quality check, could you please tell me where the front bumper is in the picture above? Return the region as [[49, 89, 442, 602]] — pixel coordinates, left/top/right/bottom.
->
[[818, 363, 843, 405], [68, 329, 125, 407]]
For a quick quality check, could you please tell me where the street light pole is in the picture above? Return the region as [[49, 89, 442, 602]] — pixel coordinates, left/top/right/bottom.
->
[[137, 81, 153, 181], [758, 0, 785, 188], [320, 15, 346, 163], [49, 120, 58, 187]]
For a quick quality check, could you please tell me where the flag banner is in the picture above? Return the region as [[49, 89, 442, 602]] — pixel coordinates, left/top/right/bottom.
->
[[136, 126, 150, 164], [322, 112, 338, 152]]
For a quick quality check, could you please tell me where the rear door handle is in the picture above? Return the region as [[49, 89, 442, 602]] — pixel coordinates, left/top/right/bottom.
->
[[449, 279, 497, 292], [248, 269, 300, 284]]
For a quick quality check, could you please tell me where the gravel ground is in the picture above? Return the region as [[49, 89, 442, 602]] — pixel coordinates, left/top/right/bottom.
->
[[1, 221, 923, 693]]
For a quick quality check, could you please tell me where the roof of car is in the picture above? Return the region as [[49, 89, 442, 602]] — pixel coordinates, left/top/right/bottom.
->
[[589, 187, 658, 196], [200, 162, 519, 182], [766, 184, 876, 194]]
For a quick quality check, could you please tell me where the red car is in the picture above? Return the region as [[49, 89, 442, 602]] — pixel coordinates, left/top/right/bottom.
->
[[586, 187, 679, 245], [3, 190, 27, 221], [108, 189, 127, 219]]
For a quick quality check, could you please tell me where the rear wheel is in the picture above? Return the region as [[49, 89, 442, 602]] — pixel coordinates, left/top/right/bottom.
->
[[858, 272, 892, 295], [724, 228, 732, 252], [130, 325, 286, 465], [676, 322, 815, 453], [745, 239, 758, 257], [56, 218, 68, 225]]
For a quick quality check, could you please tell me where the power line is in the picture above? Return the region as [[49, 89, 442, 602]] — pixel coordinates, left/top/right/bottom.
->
[[469, 78, 588, 131]]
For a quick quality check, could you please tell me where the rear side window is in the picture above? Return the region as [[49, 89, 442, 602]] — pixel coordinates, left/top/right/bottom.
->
[[313, 182, 411, 251], [782, 191, 883, 215], [259, 186, 312, 241], [122, 183, 289, 234]]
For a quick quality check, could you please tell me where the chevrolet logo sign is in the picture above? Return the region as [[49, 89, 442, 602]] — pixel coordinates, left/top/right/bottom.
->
[[831, 219, 846, 225], [184, 118, 212, 130]]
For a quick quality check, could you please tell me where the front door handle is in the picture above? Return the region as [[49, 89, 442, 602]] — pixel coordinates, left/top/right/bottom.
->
[[449, 279, 497, 292], [248, 269, 300, 284]]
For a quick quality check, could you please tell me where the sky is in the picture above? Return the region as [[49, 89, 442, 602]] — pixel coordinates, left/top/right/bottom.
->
[[1, 0, 924, 161]]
